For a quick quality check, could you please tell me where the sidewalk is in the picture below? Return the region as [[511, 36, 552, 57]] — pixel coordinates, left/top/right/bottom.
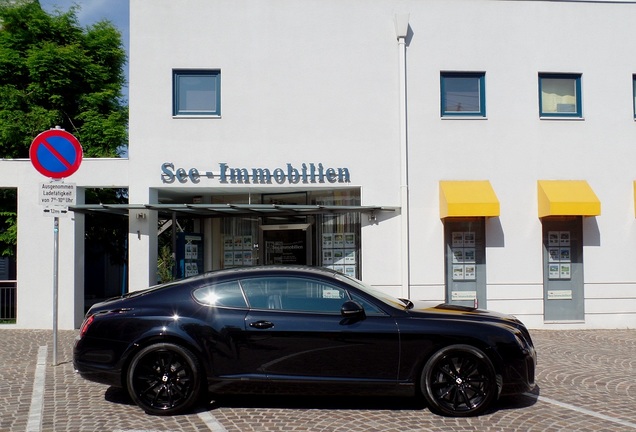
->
[[1, 328, 635, 431]]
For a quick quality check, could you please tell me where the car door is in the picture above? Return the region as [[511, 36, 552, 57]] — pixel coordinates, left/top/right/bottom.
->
[[240, 276, 400, 382]]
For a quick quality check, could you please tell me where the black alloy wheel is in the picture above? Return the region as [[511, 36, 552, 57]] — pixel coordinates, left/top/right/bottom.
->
[[127, 343, 202, 415], [421, 344, 497, 417]]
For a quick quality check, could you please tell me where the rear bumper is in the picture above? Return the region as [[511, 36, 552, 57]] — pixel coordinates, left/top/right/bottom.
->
[[73, 337, 126, 388]]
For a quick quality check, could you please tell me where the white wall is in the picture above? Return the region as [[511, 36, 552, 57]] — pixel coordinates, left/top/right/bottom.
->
[[4, 0, 636, 329]]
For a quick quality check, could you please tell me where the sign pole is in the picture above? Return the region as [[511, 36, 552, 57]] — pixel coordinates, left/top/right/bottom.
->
[[29, 127, 83, 367], [52, 216, 59, 366]]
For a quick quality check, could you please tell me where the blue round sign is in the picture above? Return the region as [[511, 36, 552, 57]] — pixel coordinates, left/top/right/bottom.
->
[[30, 129, 83, 179]]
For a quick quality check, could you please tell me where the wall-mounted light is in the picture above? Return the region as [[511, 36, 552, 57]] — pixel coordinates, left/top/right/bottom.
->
[[136, 212, 146, 220]]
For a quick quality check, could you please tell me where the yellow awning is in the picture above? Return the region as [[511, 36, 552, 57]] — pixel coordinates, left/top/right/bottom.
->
[[537, 180, 600, 217], [439, 181, 500, 218]]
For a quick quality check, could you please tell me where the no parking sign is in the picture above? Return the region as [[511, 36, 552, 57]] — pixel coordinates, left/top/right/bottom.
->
[[29, 128, 83, 179]]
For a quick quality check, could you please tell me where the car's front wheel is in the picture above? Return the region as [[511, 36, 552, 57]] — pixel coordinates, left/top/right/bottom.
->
[[127, 342, 202, 415], [421, 344, 497, 417]]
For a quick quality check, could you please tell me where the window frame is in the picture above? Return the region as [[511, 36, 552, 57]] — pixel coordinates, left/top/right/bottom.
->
[[538, 73, 582, 118], [440, 72, 486, 118], [632, 74, 636, 119], [173, 69, 221, 117]]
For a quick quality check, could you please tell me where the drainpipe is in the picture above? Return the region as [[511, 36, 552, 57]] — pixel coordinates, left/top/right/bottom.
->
[[395, 13, 410, 298]]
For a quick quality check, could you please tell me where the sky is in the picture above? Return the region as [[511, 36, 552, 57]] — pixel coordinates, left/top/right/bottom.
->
[[40, 0, 130, 98]]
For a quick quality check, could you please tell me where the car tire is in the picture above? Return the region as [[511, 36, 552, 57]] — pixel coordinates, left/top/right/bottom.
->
[[127, 342, 202, 415], [421, 344, 497, 417]]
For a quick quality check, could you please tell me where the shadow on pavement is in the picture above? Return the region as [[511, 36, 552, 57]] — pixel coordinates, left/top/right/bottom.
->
[[102, 384, 539, 416], [104, 386, 135, 406], [207, 394, 427, 411]]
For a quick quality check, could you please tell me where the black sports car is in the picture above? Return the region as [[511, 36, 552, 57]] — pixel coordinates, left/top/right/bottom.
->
[[74, 266, 536, 417]]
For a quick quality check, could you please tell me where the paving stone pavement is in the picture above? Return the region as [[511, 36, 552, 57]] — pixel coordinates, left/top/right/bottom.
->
[[1, 328, 634, 432]]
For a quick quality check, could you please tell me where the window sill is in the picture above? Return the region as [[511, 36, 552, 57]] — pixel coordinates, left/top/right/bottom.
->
[[441, 116, 488, 120], [539, 116, 584, 121], [172, 115, 221, 119]]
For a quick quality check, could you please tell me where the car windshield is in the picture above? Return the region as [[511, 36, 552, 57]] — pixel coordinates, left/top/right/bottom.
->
[[334, 272, 409, 309]]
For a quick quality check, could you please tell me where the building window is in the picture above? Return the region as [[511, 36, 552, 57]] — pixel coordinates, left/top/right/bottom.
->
[[173, 70, 220, 116], [440, 72, 486, 117], [539, 73, 581, 118], [633, 75, 636, 119]]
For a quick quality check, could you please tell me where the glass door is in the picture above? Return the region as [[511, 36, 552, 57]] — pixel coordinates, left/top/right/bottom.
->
[[261, 224, 312, 265]]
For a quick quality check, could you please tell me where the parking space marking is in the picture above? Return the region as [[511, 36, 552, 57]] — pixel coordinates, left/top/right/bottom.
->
[[198, 411, 228, 431], [26, 346, 47, 432], [524, 392, 636, 430]]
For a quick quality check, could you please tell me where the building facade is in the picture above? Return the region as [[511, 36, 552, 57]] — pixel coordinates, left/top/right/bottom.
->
[[3, 0, 636, 329]]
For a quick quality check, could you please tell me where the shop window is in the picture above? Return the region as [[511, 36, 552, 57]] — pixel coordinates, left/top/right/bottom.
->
[[173, 69, 221, 116], [440, 72, 486, 117], [444, 218, 486, 308], [539, 73, 581, 118]]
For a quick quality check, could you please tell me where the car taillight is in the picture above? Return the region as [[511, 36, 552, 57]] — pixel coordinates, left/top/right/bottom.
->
[[79, 315, 95, 339]]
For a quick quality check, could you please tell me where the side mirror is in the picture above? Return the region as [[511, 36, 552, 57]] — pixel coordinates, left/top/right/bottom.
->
[[341, 300, 365, 319]]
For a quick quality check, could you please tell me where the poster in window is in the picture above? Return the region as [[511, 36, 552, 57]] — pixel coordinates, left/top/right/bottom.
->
[[185, 263, 198, 278], [243, 251, 253, 266], [344, 250, 356, 264], [322, 234, 333, 249], [333, 249, 345, 265], [334, 234, 344, 248], [344, 266, 356, 278], [234, 251, 243, 266], [243, 236, 253, 250], [322, 250, 332, 265], [224, 251, 234, 266], [463, 232, 475, 247], [547, 231, 572, 279], [464, 248, 475, 263], [185, 243, 198, 260], [224, 236, 233, 250], [560, 248, 570, 262], [452, 248, 464, 264], [344, 233, 355, 248], [452, 232, 464, 247], [453, 265, 465, 280], [560, 263, 571, 279], [464, 265, 476, 280], [559, 231, 570, 246], [333, 265, 345, 274], [234, 236, 243, 250]]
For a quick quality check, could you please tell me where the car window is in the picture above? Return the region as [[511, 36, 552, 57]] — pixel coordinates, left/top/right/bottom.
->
[[241, 277, 349, 313], [192, 280, 247, 308], [349, 292, 387, 316]]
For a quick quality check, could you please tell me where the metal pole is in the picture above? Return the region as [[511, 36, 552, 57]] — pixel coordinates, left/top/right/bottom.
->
[[52, 216, 59, 366]]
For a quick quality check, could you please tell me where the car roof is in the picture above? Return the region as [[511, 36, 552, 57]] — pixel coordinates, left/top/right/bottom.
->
[[183, 265, 343, 283]]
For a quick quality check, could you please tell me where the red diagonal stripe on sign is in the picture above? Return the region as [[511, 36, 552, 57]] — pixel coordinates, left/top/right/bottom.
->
[[40, 139, 72, 169]]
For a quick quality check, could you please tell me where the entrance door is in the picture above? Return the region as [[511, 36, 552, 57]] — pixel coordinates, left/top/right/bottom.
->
[[542, 217, 584, 322], [261, 224, 312, 265]]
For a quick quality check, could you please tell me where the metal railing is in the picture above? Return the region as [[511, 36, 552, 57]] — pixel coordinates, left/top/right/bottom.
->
[[0, 280, 16, 321]]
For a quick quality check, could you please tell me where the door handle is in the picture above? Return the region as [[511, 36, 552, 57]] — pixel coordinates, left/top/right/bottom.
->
[[249, 320, 274, 329]]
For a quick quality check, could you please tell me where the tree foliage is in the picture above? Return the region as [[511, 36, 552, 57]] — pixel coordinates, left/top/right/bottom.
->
[[0, 0, 128, 157], [0, 1, 129, 256]]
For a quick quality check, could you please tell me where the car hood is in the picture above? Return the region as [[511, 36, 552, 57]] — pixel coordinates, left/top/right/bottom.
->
[[408, 301, 522, 325]]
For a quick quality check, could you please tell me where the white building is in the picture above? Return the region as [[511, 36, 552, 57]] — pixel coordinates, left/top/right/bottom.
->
[[3, 0, 636, 329]]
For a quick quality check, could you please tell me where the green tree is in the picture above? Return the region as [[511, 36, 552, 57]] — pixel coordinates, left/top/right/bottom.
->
[[0, 0, 128, 256]]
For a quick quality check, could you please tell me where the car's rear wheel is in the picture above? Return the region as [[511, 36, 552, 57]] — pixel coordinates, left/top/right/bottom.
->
[[421, 344, 497, 417], [127, 342, 201, 415]]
